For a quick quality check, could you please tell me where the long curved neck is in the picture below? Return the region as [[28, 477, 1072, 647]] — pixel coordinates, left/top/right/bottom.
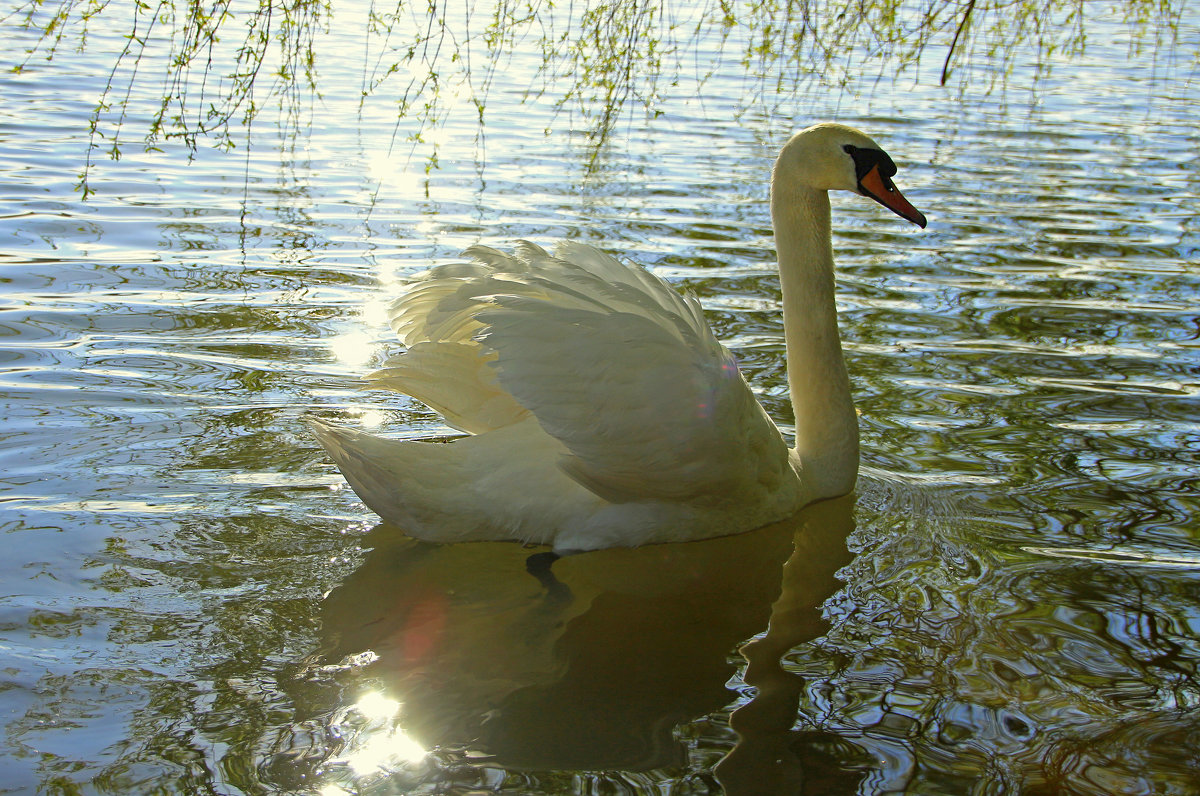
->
[[771, 179, 859, 500]]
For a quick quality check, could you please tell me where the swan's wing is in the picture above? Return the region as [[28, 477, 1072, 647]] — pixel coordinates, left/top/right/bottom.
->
[[389, 241, 707, 347], [379, 242, 792, 504], [376, 241, 708, 437], [483, 244, 790, 503], [479, 299, 789, 503], [367, 342, 529, 435]]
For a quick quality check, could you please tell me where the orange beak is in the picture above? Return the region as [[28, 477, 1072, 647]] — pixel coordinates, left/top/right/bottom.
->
[[859, 165, 927, 228]]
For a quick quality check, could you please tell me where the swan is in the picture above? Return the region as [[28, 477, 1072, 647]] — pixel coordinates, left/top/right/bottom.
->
[[309, 122, 926, 552]]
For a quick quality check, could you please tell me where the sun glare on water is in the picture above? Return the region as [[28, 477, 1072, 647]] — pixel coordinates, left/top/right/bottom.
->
[[324, 691, 429, 781]]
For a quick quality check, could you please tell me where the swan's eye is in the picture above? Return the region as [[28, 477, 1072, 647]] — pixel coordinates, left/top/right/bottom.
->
[[843, 144, 857, 154]]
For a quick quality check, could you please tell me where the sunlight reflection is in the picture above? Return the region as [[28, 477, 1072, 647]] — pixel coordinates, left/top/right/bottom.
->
[[329, 298, 391, 371], [329, 329, 378, 370], [366, 152, 428, 198], [355, 691, 401, 721], [350, 408, 388, 429], [330, 690, 429, 778], [361, 297, 391, 329], [415, 217, 440, 239], [1023, 546, 1200, 569], [347, 726, 428, 774]]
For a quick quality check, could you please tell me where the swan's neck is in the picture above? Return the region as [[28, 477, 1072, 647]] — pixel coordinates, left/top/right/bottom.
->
[[771, 182, 859, 500]]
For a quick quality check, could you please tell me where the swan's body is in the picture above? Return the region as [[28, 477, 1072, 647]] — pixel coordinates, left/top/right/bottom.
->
[[310, 123, 925, 551]]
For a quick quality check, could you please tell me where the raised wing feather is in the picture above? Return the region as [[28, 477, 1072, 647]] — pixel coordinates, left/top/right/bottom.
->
[[478, 301, 787, 503], [367, 342, 529, 434], [381, 242, 791, 504]]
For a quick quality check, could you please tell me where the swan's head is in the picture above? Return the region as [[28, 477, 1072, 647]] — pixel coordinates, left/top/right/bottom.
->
[[776, 123, 927, 228]]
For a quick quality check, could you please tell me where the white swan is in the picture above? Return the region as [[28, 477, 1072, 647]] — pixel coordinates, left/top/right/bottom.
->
[[309, 123, 926, 551]]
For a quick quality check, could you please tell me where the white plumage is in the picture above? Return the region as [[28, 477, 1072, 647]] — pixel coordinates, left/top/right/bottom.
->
[[310, 123, 926, 551]]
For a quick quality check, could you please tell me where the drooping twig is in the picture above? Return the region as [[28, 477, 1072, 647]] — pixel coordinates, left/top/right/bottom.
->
[[941, 0, 976, 85]]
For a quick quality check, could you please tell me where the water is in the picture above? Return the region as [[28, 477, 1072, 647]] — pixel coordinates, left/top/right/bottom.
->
[[1, 2, 1199, 793]]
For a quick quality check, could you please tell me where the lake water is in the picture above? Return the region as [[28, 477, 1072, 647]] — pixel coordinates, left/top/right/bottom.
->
[[2, 2, 1199, 794]]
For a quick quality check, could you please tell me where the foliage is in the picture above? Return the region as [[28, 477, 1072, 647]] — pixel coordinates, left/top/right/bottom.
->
[[2, 0, 1190, 193]]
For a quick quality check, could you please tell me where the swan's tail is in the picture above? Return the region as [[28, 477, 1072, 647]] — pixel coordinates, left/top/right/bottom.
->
[[306, 417, 581, 546], [307, 418, 431, 531]]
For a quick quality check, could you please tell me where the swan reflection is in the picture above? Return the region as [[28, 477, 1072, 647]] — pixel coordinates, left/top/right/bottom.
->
[[279, 497, 856, 790]]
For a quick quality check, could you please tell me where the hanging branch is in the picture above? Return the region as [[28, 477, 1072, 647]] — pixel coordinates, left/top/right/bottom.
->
[[4, 0, 1189, 195], [941, 0, 976, 85]]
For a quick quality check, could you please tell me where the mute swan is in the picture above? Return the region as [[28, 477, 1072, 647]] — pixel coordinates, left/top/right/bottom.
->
[[309, 122, 926, 552]]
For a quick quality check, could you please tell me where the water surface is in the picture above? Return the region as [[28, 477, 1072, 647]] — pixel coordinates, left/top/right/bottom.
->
[[1, 4, 1198, 794]]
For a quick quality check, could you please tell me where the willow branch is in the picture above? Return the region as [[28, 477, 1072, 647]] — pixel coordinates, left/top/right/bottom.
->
[[941, 0, 976, 85]]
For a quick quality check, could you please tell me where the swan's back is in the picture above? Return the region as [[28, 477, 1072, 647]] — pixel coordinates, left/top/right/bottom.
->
[[311, 241, 800, 550]]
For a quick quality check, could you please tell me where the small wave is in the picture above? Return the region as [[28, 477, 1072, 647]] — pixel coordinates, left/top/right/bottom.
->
[[1021, 546, 1200, 569]]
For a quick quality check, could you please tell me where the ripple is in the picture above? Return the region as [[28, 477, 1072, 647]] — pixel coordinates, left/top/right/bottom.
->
[[1, 3, 1199, 794], [1021, 546, 1200, 570]]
